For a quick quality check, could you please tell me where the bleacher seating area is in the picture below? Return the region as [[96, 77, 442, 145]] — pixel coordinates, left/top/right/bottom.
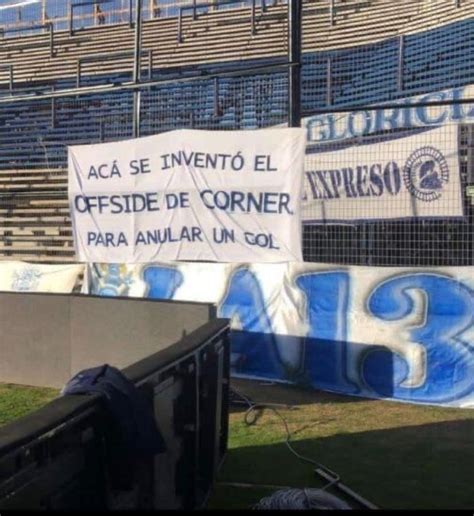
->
[[0, 0, 472, 263]]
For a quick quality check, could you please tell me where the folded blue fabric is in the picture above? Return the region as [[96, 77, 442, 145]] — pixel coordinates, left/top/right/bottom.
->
[[63, 364, 166, 456]]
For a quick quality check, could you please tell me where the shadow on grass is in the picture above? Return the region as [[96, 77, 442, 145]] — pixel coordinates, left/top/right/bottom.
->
[[211, 418, 474, 510], [230, 378, 371, 412]]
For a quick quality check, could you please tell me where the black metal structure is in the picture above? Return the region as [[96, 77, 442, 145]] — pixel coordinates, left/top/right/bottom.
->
[[288, 0, 302, 127], [0, 318, 230, 510], [133, 0, 143, 137]]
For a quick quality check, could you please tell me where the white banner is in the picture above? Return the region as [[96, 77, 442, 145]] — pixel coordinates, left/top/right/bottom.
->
[[68, 128, 306, 263], [302, 125, 463, 222], [84, 261, 474, 408], [304, 84, 474, 144], [0, 261, 83, 292]]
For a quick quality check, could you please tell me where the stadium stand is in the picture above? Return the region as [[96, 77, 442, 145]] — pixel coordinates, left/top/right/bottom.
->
[[0, 0, 472, 87], [0, 0, 472, 262]]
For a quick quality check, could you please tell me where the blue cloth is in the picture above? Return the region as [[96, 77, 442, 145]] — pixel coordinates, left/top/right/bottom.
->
[[62, 364, 165, 456]]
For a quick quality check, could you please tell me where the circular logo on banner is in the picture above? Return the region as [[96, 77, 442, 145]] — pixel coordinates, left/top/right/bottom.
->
[[403, 146, 449, 202]]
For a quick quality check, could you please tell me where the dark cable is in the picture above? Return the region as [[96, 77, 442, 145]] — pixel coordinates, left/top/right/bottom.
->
[[229, 385, 341, 491]]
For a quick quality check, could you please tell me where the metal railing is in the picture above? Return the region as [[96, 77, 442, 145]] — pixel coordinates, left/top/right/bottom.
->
[[76, 48, 153, 87], [175, 0, 350, 44], [0, 0, 462, 38], [0, 64, 14, 92], [325, 55, 331, 106], [69, 0, 131, 35], [325, 32, 410, 106], [0, 0, 362, 42], [0, 22, 55, 57], [0, 0, 300, 138], [177, 0, 267, 43], [397, 34, 404, 92], [0, 61, 295, 104]]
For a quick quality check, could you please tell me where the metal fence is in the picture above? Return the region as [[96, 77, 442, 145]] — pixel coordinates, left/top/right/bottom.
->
[[303, 117, 474, 266], [0, 0, 472, 266], [0, 82, 472, 266], [0, 0, 284, 34], [0, 68, 290, 262]]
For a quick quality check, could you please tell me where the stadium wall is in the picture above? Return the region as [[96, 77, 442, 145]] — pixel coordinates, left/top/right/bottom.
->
[[0, 291, 215, 387]]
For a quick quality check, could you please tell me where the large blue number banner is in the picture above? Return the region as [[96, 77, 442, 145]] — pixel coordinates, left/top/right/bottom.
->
[[84, 262, 474, 408]]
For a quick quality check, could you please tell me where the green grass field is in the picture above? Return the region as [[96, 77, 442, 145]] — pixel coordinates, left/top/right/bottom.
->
[[0, 380, 472, 510], [209, 379, 474, 510], [0, 383, 58, 426]]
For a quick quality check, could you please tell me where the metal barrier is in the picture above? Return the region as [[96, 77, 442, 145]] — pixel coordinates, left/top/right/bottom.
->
[[76, 48, 153, 87], [0, 22, 55, 57], [69, 0, 124, 36], [0, 0, 355, 37], [0, 64, 14, 92], [0, 318, 230, 510], [397, 34, 404, 92], [177, 0, 267, 43]]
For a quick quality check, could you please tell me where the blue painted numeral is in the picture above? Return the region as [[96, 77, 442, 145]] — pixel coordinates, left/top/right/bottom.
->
[[365, 273, 474, 403], [296, 271, 356, 392], [219, 267, 285, 379]]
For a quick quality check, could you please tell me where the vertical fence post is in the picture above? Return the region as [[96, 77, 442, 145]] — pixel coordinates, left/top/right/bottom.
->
[[148, 49, 153, 81], [213, 77, 220, 117], [69, 3, 74, 35], [262, 0, 266, 13], [329, 0, 334, 26], [76, 60, 81, 88], [133, 0, 143, 138], [9, 66, 14, 93], [129, 0, 134, 26], [133, 89, 142, 137], [178, 8, 183, 43], [326, 55, 332, 106], [193, 0, 197, 20], [288, 0, 302, 127], [467, 125, 474, 183], [51, 85, 56, 129], [41, 0, 47, 25], [133, 0, 143, 85], [99, 118, 105, 142], [397, 34, 404, 92], [251, 0, 255, 36], [49, 23, 54, 58]]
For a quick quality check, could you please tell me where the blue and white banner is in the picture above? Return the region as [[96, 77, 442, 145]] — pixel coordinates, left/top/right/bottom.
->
[[0, 261, 83, 292], [84, 261, 474, 408], [304, 84, 474, 144], [68, 128, 305, 263], [302, 125, 463, 222]]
